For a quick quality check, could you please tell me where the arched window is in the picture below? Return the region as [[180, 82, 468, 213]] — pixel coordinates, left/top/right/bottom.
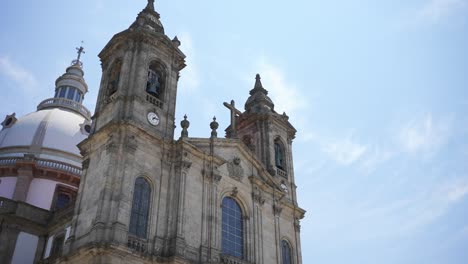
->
[[146, 61, 165, 100], [222, 197, 244, 258], [52, 185, 76, 211], [281, 240, 292, 264], [129, 177, 151, 238], [274, 138, 285, 170], [107, 59, 122, 96]]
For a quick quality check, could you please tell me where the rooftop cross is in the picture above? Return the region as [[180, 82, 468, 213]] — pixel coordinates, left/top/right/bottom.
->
[[76, 44, 85, 62], [223, 100, 243, 138]]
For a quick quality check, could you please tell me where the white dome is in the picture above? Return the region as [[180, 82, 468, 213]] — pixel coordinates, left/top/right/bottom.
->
[[0, 108, 89, 157]]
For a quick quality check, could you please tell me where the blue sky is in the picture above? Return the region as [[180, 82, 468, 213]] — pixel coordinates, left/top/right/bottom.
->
[[1, 1, 467, 263]]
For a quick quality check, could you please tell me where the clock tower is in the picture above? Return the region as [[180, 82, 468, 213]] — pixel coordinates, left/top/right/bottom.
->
[[65, 0, 186, 259], [92, 0, 185, 139]]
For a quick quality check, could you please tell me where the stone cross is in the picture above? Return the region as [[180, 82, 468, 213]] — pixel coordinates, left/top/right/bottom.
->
[[223, 100, 242, 138]]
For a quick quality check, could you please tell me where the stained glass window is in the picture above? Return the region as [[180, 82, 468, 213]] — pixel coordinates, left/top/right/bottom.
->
[[282, 240, 292, 264], [129, 177, 151, 238], [222, 197, 244, 258]]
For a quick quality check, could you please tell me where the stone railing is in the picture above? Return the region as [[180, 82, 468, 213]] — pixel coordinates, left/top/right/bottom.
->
[[36, 158, 82, 176], [0, 157, 19, 166], [220, 255, 252, 264], [276, 167, 287, 178], [37, 97, 91, 119], [146, 94, 163, 109], [0, 157, 81, 177], [127, 235, 148, 253]]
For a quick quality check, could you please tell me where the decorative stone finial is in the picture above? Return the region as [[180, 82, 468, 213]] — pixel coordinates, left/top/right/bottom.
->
[[254, 74, 263, 89], [145, 0, 155, 11], [172, 36, 181, 47], [210, 116, 219, 138], [181, 114, 190, 138], [244, 73, 275, 113]]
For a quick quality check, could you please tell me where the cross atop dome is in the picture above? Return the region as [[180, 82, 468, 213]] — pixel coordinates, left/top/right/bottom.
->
[[72, 42, 85, 68]]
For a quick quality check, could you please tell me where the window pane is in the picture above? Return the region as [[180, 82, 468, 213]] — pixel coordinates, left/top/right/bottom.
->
[[282, 240, 292, 264], [222, 197, 243, 258], [59, 87, 67, 97], [129, 177, 151, 238], [55, 193, 70, 210], [67, 87, 76, 100]]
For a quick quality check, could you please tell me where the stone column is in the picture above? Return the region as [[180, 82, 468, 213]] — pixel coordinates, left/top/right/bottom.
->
[[0, 222, 20, 264], [13, 164, 34, 202]]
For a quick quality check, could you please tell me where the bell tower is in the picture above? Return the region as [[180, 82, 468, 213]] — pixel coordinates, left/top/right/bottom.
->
[[92, 0, 185, 139], [65, 1, 186, 260], [225, 74, 298, 201]]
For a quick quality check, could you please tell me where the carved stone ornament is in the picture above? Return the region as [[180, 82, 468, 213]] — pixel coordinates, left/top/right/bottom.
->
[[273, 204, 283, 216], [106, 134, 118, 153], [82, 159, 90, 170], [273, 197, 284, 216], [231, 187, 238, 197], [180, 160, 192, 173], [124, 135, 138, 152], [294, 217, 301, 231], [252, 186, 265, 205], [227, 157, 244, 181]]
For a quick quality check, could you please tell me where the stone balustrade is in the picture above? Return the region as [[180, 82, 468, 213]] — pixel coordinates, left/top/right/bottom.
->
[[37, 97, 91, 118]]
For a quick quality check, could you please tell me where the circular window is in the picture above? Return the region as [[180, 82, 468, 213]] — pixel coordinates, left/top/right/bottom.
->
[[84, 124, 91, 133]]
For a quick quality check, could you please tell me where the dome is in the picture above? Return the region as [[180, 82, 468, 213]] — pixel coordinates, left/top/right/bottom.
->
[[0, 108, 89, 159]]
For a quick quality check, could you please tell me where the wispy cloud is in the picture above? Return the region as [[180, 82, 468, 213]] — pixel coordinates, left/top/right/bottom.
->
[[0, 56, 38, 90], [398, 113, 452, 157], [178, 32, 200, 93], [417, 0, 468, 24], [322, 136, 367, 166], [255, 58, 307, 116], [325, 177, 468, 241], [360, 146, 394, 173]]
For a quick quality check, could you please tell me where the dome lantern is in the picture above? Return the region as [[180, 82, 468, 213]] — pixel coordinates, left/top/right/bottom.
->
[[37, 45, 91, 120]]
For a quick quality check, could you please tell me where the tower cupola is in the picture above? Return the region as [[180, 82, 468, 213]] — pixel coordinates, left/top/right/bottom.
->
[[129, 0, 165, 34], [37, 46, 91, 120], [244, 74, 275, 114]]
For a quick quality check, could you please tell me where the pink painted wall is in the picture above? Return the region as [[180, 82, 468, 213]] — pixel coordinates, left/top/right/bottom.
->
[[11, 232, 38, 264], [0, 177, 17, 199]]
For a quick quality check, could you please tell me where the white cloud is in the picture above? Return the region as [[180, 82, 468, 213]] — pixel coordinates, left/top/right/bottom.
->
[[322, 136, 367, 166], [417, 0, 468, 24], [255, 58, 307, 116], [330, 178, 468, 241], [446, 181, 468, 202], [360, 146, 394, 173], [0, 56, 38, 90], [178, 32, 200, 93], [398, 113, 452, 157]]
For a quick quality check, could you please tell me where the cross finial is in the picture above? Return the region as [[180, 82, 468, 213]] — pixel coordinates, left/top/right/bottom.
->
[[71, 42, 85, 67], [76, 42, 85, 61]]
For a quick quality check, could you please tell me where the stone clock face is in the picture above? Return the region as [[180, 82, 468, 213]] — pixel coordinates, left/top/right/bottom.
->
[[147, 112, 160, 126]]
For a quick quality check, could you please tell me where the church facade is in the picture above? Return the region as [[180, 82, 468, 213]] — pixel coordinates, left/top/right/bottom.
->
[[0, 1, 305, 264]]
